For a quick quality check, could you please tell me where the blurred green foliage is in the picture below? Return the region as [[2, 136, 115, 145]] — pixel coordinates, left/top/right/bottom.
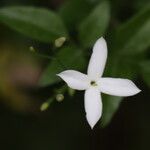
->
[[140, 60, 150, 87], [78, 1, 110, 48], [39, 45, 86, 86], [0, 6, 68, 42], [114, 4, 150, 55], [59, 0, 92, 31], [0, 0, 149, 128]]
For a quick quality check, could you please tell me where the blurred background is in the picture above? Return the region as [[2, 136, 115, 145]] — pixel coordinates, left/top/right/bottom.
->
[[0, 0, 150, 150]]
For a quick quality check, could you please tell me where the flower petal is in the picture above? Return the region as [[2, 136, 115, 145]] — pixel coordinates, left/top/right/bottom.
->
[[84, 88, 102, 129], [87, 37, 107, 79], [57, 70, 90, 90], [99, 78, 141, 96]]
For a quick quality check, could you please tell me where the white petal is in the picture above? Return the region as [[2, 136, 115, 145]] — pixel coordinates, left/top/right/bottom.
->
[[57, 70, 90, 90], [87, 37, 107, 79], [99, 78, 141, 96], [84, 88, 102, 129]]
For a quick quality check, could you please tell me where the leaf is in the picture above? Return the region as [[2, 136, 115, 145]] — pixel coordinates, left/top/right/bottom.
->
[[101, 95, 123, 127], [100, 5, 150, 127], [59, 0, 92, 31], [140, 60, 150, 87], [101, 53, 140, 127], [39, 46, 87, 86], [114, 4, 150, 55], [0, 6, 68, 43], [78, 1, 110, 48], [105, 54, 143, 79]]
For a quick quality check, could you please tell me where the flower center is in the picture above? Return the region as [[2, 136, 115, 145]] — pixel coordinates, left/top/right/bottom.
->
[[90, 80, 97, 86]]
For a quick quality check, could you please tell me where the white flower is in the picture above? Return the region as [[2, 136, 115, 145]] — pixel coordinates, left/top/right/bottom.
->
[[57, 37, 141, 129]]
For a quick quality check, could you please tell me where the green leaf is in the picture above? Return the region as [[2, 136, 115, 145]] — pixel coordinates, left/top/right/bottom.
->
[[105, 54, 142, 79], [39, 46, 86, 86], [140, 60, 150, 87], [114, 4, 150, 55], [59, 0, 92, 31], [101, 95, 122, 127], [78, 1, 110, 48], [101, 53, 140, 127], [100, 5, 150, 127], [0, 6, 68, 43]]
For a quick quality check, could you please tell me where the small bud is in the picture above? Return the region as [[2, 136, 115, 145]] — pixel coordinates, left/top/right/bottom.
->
[[55, 37, 66, 48], [40, 102, 49, 111], [56, 94, 64, 102], [29, 46, 35, 52]]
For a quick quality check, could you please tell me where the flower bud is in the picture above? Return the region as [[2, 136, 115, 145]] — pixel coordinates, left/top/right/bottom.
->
[[55, 37, 66, 48], [29, 46, 35, 52], [56, 94, 64, 102], [40, 102, 49, 111]]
